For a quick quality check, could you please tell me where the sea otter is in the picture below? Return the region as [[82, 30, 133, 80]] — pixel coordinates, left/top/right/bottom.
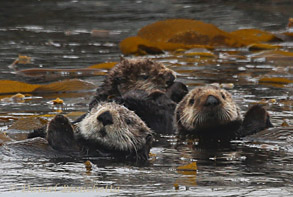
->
[[45, 102, 153, 160], [89, 58, 178, 109], [29, 58, 187, 139], [175, 85, 273, 143], [85, 58, 188, 134]]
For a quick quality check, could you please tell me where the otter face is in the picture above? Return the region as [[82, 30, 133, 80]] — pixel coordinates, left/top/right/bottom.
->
[[175, 85, 242, 132], [108, 58, 176, 95], [78, 102, 152, 153]]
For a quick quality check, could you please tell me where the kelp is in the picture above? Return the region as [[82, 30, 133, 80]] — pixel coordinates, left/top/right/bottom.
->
[[138, 19, 243, 47], [0, 79, 95, 94], [248, 43, 281, 51], [0, 93, 26, 103], [259, 77, 293, 85], [51, 97, 64, 105], [16, 68, 106, 82], [177, 162, 198, 175], [0, 133, 12, 145], [88, 62, 117, 69], [251, 50, 293, 61], [120, 19, 285, 55], [230, 29, 282, 44], [8, 117, 48, 131], [11, 60, 117, 82], [120, 36, 212, 55]]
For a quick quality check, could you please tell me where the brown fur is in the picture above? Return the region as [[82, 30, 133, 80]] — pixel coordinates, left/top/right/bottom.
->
[[89, 58, 176, 108], [175, 85, 242, 140], [45, 102, 153, 160]]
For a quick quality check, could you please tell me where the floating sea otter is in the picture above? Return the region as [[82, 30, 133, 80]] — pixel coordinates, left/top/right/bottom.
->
[[31, 102, 153, 161], [86, 58, 188, 134], [175, 85, 273, 143], [89, 58, 186, 108]]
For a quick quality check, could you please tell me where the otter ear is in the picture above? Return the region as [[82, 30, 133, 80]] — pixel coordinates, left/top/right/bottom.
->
[[239, 104, 273, 137]]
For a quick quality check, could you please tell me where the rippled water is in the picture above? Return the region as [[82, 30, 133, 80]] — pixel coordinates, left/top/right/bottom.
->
[[0, 0, 293, 196]]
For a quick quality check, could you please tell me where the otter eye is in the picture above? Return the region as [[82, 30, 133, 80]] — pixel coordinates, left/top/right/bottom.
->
[[189, 98, 195, 105], [125, 118, 132, 125], [140, 75, 149, 80], [221, 93, 226, 100]]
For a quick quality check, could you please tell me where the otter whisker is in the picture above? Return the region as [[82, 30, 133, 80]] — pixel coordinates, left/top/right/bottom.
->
[[175, 85, 242, 139], [76, 102, 152, 160]]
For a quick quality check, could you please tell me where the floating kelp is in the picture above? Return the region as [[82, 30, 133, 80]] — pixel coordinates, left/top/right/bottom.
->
[[8, 117, 47, 131], [34, 79, 96, 93], [120, 19, 288, 55], [0, 79, 95, 94], [230, 29, 282, 44], [259, 77, 293, 85], [177, 162, 197, 176], [250, 50, 293, 66], [14, 68, 106, 82], [0, 93, 26, 103], [120, 19, 239, 55], [9, 55, 32, 69], [119, 36, 212, 55], [248, 43, 281, 51], [87, 62, 117, 69], [138, 19, 243, 47], [50, 97, 64, 105], [0, 132, 12, 145], [254, 50, 293, 59]]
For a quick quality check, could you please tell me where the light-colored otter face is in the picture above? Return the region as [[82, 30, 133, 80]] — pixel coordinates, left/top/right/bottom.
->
[[175, 85, 242, 131], [108, 58, 176, 95], [77, 102, 152, 152]]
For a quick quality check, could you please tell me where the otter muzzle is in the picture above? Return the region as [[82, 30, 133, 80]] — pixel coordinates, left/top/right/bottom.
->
[[97, 111, 113, 126]]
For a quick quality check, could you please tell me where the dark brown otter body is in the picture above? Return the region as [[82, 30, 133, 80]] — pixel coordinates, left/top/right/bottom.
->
[[175, 85, 273, 143], [89, 58, 178, 109], [121, 89, 177, 134]]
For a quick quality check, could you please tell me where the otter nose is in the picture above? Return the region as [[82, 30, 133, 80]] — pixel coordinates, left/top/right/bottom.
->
[[97, 111, 113, 126], [205, 95, 220, 106], [166, 72, 175, 86]]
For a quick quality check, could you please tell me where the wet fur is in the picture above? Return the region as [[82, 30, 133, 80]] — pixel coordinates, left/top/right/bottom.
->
[[175, 85, 273, 142], [121, 90, 177, 134], [237, 104, 273, 137], [43, 103, 153, 160], [76, 103, 152, 155], [89, 58, 176, 109]]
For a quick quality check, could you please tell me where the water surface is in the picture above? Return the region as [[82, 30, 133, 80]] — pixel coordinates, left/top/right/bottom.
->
[[0, 0, 293, 196]]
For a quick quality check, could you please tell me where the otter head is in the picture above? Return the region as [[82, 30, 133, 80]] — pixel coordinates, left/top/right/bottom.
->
[[175, 85, 242, 133], [105, 58, 176, 96], [78, 102, 153, 159]]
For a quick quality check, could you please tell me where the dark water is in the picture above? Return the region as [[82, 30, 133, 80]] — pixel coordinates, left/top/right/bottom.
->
[[0, 0, 293, 196]]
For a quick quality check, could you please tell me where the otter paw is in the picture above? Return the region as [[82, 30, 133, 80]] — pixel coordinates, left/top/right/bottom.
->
[[47, 114, 77, 151], [166, 82, 188, 103], [239, 104, 273, 137]]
